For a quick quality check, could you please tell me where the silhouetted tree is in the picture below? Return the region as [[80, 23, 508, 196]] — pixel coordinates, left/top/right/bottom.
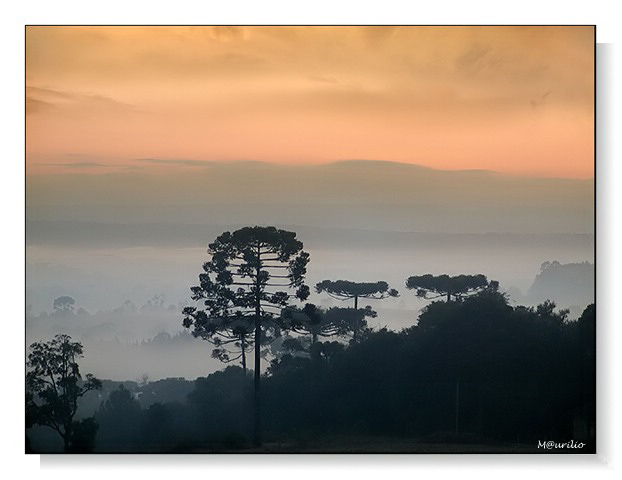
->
[[576, 303, 595, 441], [269, 334, 310, 363], [535, 299, 570, 324], [182, 226, 310, 446], [26, 334, 102, 452], [405, 274, 496, 302], [211, 333, 254, 375], [282, 303, 376, 345], [136, 377, 194, 407], [315, 280, 397, 341], [182, 310, 256, 375], [316, 280, 398, 309], [53, 296, 75, 312]]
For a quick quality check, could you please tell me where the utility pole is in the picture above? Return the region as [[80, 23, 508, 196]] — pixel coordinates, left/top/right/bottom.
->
[[455, 381, 460, 435]]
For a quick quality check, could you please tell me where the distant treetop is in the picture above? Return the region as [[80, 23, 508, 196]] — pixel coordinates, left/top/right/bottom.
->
[[281, 302, 376, 344], [406, 274, 496, 302], [53, 296, 75, 312], [315, 280, 398, 304]]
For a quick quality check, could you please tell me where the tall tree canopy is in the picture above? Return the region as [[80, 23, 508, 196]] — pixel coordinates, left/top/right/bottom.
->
[[183, 310, 256, 374], [182, 226, 310, 446], [315, 280, 399, 310], [282, 303, 376, 345], [26, 334, 102, 452], [405, 274, 497, 302], [315, 279, 397, 341]]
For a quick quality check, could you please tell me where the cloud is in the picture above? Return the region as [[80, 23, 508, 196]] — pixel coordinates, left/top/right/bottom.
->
[[137, 158, 216, 167], [33, 153, 137, 170], [454, 44, 493, 73], [25, 27, 593, 178], [26, 85, 136, 116], [26, 97, 55, 114], [531, 90, 552, 109], [209, 26, 245, 42], [38, 162, 109, 169], [360, 26, 399, 47]]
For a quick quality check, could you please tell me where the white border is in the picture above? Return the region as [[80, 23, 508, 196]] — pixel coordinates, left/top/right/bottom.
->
[[6, 1, 620, 478]]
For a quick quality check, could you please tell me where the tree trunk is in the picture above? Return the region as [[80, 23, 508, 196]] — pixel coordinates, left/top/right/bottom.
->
[[62, 427, 71, 453], [253, 314, 261, 446], [253, 245, 262, 447], [353, 295, 359, 342], [241, 335, 247, 376]]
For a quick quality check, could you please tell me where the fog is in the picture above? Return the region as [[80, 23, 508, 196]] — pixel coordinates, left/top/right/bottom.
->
[[25, 161, 594, 381]]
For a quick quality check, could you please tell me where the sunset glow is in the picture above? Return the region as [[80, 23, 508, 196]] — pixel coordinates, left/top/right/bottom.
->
[[26, 26, 594, 178]]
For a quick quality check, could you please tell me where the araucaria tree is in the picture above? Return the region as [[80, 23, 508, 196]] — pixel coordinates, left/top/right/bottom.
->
[[315, 280, 399, 310], [282, 303, 377, 345], [406, 274, 497, 302], [182, 226, 310, 446], [315, 280, 398, 341], [26, 334, 102, 452], [183, 311, 256, 375]]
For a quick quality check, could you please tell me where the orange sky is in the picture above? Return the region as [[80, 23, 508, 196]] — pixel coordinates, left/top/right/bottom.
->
[[25, 26, 594, 178]]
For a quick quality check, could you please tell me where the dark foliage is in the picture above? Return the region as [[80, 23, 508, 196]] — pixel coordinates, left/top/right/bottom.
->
[[26, 334, 102, 453], [314, 279, 397, 342], [281, 303, 376, 345], [260, 293, 595, 448], [67, 417, 98, 453], [95, 385, 142, 452], [186, 366, 253, 443], [315, 279, 399, 309], [34, 293, 594, 453], [406, 273, 496, 302]]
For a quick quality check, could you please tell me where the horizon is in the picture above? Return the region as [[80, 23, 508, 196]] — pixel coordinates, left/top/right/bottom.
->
[[27, 157, 595, 180]]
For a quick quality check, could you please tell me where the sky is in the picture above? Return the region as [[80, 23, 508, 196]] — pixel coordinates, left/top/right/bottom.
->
[[26, 26, 594, 178]]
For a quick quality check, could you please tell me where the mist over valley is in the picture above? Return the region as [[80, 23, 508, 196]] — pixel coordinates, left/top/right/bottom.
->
[[26, 161, 594, 381]]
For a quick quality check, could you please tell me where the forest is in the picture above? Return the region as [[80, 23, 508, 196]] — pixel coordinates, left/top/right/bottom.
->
[[25, 226, 595, 454]]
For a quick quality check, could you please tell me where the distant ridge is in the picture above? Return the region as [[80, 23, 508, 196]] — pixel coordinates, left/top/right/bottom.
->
[[324, 159, 435, 169], [32, 157, 593, 181], [323, 159, 498, 173]]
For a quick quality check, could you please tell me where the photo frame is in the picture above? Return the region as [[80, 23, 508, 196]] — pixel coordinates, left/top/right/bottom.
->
[[25, 25, 595, 455]]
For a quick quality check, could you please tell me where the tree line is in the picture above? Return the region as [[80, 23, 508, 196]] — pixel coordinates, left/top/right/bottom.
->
[[26, 226, 595, 453]]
